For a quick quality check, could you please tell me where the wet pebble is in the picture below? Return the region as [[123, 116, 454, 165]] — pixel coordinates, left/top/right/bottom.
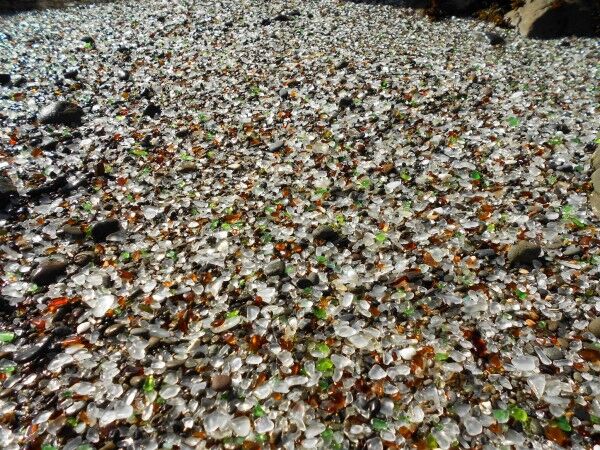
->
[[313, 225, 340, 243], [91, 219, 121, 242], [38, 101, 84, 126], [297, 272, 319, 289], [264, 259, 286, 277], [210, 374, 232, 391], [507, 240, 542, 266], [73, 251, 95, 266], [13, 336, 52, 363], [588, 317, 600, 338], [0, 175, 18, 208], [30, 258, 68, 286]]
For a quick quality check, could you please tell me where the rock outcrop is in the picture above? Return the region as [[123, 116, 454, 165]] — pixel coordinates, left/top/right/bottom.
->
[[505, 0, 599, 38]]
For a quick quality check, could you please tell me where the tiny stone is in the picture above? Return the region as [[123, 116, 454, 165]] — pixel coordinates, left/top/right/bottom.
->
[[588, 317, 600, 338], [30, 258, 68, 286], [338, 96, 354, 109], [484, 31, 505, 46], [64, 67, 78, 79], [143, 102, 161, 117], [117, 69, 130, 81], [507, 240, 541, 266], [297, 272, 319, 289], [13, 337, 52, 363], [59, 224, 85, 240], [91, 219, 121, 242], [268, 140, 285, 152], [38, 101, 84, 126], [178, 161, 197, 173], [74, 251, 95, 266], [313, 225, 340, 243], [0, 73, 10, 85], [0, 176, 18, 209], [265, 259, 286, 277], [211, 374, 232, 391]]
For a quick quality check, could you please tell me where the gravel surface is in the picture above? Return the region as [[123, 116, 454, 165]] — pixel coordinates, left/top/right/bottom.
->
[[1, 0, 600, 449]]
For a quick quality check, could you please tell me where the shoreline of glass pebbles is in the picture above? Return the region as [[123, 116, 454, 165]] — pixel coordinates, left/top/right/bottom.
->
[[0, 0, 599, 448]]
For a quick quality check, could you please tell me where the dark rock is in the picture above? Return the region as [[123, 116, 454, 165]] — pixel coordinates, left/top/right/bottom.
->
[[91, 219, 121, 242], [38, 101, 84, 126], [0, 73, 10, 85], [273, 13, 291, 22], [265, 259, 286, 277], [507, 240, 541, 265], [41, 138, 59, 151], [140, 86, 154, 99], [59, 224, 85, 240], [574, 405, 590, 422], [556, 123, 570, 134], [338, 96, 354, 109], [268, 140, 285, 152], [211, 374, 232, 391], [51, 325, 72, 338], [143, 103, 161, 117], [81, 36, 94, 44], [505, 0, 599, 39], [178, 161, 197, 173], [335, 60, 349, 70], [313, 225, 340, 243], [588, 317, 600, 338], [484, 31, 505, 46], [13, 336, 52, 364], [279, 88, 290, 98], [261, 18, 271, 26], [64, 67, 78, 79], [11, 75, 25, 87], [297, 272, 319, 289], [27, 175, 67, 197], [31, 258, 68, 286], [117, 69, 130, 81], [0, 176, 18, 209]]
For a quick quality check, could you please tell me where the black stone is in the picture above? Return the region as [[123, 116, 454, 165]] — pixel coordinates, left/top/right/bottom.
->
[[297, 272, 319, 289], [143, 103, 161, 117], [13, 336, 52, 363], [117, 69, 130, 81], [30, 259, 68, 286], [91, 219, 121, 242], [64, 68, 78, 80], [313, 225, 340, 243], [485, 32, 505, 46], [338, 96, 354, 109], [38, 101, 84, 126], [0, 73, 10, 85], [27, 175, 67, 197], [0, 176, 18, 209]]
